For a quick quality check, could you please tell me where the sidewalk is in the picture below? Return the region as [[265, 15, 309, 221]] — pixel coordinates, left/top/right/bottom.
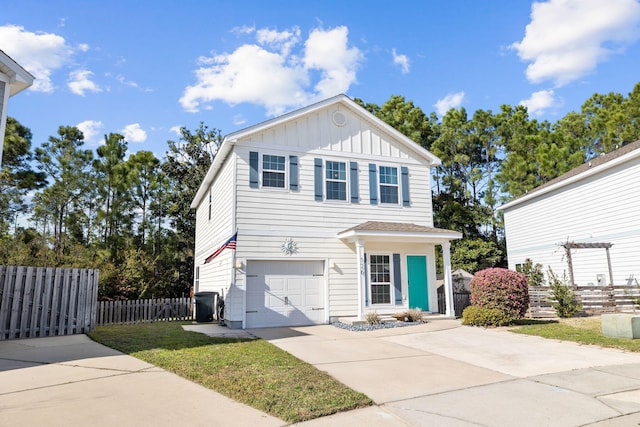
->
[[0, 334, 282, 427]]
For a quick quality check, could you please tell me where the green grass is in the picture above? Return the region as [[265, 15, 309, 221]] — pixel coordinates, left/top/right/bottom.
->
[[510, 317, 640, 352], [88, 322, 372, 423]]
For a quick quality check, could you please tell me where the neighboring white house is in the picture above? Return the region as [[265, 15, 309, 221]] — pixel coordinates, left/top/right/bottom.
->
[[191, 94, 462, 329], [499, 140, 640, 287], [0, 49, 34, 165]]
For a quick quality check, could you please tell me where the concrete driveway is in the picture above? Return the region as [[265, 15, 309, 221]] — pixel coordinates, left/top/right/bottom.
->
[[250, 320, 640, 427], [0, 334, 281, 427]]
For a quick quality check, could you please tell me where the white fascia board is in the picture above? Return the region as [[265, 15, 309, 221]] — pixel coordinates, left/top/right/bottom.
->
[[190, 138, 236, 209], [498, 148, 640, 212], [224, 94, 441, 167], [0, 50, 34, 96], [337, 230, 462, 243]]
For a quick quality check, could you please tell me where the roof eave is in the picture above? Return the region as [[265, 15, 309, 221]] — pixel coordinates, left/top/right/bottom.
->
[[498, 145, 640, 211], [337, 229, 462, 243]]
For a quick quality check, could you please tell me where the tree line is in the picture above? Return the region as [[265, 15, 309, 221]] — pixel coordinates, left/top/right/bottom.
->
[[1, 82, 638, 299]]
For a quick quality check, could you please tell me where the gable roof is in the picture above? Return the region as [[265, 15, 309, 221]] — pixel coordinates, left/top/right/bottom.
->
[[0, 49, 35, 96], [499, 139, 640, 211], [191, 94, 441, 208]]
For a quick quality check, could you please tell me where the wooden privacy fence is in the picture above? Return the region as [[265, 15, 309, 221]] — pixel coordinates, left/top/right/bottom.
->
[[97, 298, 193, 325], [0, 265, 99, 340], [528, 285, 640, 318], [437, 291, 471, 317]]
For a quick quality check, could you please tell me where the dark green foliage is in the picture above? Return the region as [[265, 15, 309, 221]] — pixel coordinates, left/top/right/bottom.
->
[[462, 305, 512, 327], [520, 258, 544, 286], [547, 269, 582, 318], [451, 238, 503, 273]]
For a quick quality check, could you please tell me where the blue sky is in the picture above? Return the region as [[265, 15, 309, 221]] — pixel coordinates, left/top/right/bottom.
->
[[3, 0, 640, 160]]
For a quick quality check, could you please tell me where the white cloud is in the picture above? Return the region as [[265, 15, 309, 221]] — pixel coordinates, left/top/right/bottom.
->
[[116, 75, 152, 92], [0, 24, 74, 92], [392, 49, 410, 74], [512, 0, 640, 86], [76, 120, 103, 144], [68, 69, 102, 96], [180, 25, 363, 116], [519, 89, 557, 116], [434, 92, 465, 117], [233, 114, 247, 126], [77, 43, 90, 52], [169, 125, 182, 136], [256, 27, 301, 55], [121, 123, 147, 143], [231, 25, 255, 36]]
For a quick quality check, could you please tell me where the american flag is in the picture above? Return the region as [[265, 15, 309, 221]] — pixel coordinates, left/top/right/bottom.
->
[[204, 232, 237, 264]]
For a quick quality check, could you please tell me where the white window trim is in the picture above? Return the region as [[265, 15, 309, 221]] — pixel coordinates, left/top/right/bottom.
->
[[324, 159, 349, 203], [378, 165, 400, 205], [261, 153, 288, 190], [368, 253, 396, 306]]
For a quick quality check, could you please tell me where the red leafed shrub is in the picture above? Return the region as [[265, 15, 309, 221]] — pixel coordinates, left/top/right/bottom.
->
[[469, 268, 529, 319]]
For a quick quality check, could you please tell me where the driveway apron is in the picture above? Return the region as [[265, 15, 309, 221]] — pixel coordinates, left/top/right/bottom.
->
[[251, 320, 640, 427]]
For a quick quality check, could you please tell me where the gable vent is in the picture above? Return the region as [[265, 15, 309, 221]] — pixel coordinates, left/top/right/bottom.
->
[[332, 110, 347, 127]]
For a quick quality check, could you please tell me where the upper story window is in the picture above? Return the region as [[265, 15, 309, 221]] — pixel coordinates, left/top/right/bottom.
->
[[249, 152, 298, 191], [325, 161, 347, 201], [379, 166, 399, 204], [262, 154, 286, 188]]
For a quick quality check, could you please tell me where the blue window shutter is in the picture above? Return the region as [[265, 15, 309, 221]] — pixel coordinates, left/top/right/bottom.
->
[[368, 163, 378, 205], [350, 161, 359, 203], [249, 151, 259, 188], [393, 253, 402, 304], [401, 166, 410, 206], [314, 158, 323, 201], [289, 155, 299, 191]]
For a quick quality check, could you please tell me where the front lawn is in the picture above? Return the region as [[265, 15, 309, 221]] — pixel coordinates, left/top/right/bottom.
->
[[88, 322, 372, 423], [510, 316, 640, 352]]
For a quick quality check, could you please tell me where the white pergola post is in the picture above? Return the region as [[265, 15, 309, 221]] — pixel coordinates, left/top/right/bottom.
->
[[442, 241, 455, 317], [356, 239, 365, 320]]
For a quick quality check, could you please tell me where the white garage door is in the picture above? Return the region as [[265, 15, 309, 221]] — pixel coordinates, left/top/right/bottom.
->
[[246, 261, 325, 328]]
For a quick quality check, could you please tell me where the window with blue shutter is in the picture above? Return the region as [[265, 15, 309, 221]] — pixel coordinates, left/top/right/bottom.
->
[[350, 161, 359, 203], [393, 253, 402, 304], [401, 166, 410, 206], [314, 158, 323, 200], [289, 155, 299, 191], [368, 163, 378, 205], [249, 151, 259, 188]]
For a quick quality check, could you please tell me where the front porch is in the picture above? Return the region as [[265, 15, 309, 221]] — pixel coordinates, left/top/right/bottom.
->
[[337, 221, 463, 320]]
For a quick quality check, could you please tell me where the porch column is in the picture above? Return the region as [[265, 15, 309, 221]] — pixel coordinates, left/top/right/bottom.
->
[[356, 239, 365, 320], [442, 241, 454, 317]]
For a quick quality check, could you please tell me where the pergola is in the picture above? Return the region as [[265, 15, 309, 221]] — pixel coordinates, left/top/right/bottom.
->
[[561, 242, 614, 287]]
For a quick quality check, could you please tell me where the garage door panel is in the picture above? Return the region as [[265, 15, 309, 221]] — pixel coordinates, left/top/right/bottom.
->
[[246, 261, 325, 328]]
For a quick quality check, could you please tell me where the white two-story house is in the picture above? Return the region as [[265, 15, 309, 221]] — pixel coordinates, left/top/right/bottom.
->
[[191, 94, 461, 329]]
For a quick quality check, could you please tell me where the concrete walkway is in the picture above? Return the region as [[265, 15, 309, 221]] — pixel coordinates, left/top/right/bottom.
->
[[3, 320, 640, 426], [0, 334, 281, 427], [249, 320, 640, 427]]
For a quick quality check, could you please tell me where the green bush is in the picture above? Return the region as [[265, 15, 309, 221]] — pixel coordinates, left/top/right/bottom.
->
[[469, 268, 529, 319], [462, 305, 512, 327], [520, 258, 544, 286], [547, 269, 582, 318]]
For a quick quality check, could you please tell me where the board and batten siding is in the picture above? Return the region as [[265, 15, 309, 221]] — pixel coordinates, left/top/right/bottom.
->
[[504, 155, 640, 286], [227, 103, 437, 321], [194, 154, 235, 297]]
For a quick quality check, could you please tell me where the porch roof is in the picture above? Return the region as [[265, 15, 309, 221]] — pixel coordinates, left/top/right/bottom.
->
[[337, 221, 462, 244]]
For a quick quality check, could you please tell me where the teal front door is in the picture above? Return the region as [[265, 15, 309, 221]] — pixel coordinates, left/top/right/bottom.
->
[[407, 256, 428, 310]]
